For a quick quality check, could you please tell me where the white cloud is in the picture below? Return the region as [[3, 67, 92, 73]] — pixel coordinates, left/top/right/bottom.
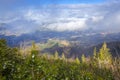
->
[[46, 18, 87, 31], [0, 17, 19, 23], [91, 16, 104, 23], [23, 8, 88, 31], [1, 0, 120, 35]]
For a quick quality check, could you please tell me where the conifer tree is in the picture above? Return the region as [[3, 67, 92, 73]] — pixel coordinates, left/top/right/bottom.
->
[[92, 47, 98, 66], [61, 53, 65, 60], [75, 57, 80, 64], [29, 41, 39, 80], [31, 41, 36, 50], [98, 42, 112, 66], [54, 51, 59, 60], [81, 54, 86, 63], [93, 47, 97, 59], [31, 41, 39, 58]]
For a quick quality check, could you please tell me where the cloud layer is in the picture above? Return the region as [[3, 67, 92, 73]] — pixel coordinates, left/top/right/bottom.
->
[[0, 1, 120, 35]]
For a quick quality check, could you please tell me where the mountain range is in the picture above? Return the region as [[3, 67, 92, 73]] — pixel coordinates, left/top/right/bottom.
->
[[0, 23, 120, 57]]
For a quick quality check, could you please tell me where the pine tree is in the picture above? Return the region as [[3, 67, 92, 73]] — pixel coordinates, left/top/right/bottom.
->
[[30, 41, 39, 80], [31, 41, 39, 58], [32, 41, 36, 49], [54, 51, 59, 60], [61, 53, 65, 60], [81, 54, 86, 63], [98, 42, 112, 67], [0, 39, 22, 80], [92, 47, 98, 66], [75, 57, 80, 64], [93, 47, 97, 59]]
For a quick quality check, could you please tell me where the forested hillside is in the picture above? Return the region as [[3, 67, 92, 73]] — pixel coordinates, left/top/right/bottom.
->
[[0, 39, 120, 80]]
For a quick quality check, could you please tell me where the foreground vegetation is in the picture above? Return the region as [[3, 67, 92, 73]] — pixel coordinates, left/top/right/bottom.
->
[[0, 39, 120, 80]]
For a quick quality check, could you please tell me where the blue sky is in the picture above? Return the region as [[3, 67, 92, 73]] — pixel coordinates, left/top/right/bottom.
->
[[23, 0, 106, 5], [0, 0, 107, 11], [0, 0, 120, 35], [0, 0, 106, 8]]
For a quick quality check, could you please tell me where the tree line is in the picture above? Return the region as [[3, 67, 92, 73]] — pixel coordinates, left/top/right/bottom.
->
[[0, 39, 120, 80]]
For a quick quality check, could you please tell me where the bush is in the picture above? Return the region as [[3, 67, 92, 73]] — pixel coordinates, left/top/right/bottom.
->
[[0, 39, 119, 80]]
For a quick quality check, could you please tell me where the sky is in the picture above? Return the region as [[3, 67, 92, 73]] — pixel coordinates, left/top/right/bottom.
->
[[0, 0, 106, 6], [24, 0, 105, 4], [0, 0, 120, 35], [0, 0, 106, 10]]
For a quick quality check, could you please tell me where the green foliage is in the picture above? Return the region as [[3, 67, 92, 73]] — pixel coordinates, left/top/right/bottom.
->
[[0, 39, 119, 80], [93, 47, 97, 59], [75, 57, 80, 64], [0, 39, 22, 80], [97, 42, 112, 68], [54, 51, 59, 60], [81, 54, 86, 63], [61, 53, 66, 60], [99, 42, 111, 60]]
